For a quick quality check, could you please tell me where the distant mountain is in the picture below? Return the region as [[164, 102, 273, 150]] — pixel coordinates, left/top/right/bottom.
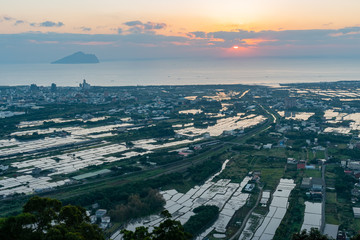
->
[[51, 51, 99, 64]]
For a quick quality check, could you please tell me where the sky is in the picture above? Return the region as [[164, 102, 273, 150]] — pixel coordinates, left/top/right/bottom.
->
[[1, 0, 360, 63]]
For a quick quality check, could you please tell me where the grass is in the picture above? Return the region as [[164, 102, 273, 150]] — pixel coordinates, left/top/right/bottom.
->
[[352, 219, 360, 234], [260, 168, 284, 191], [163, 180, 197, 194], [217, 156, 249, 182], [314, 151, 325, 159], [325, 214, 340, 225], [304, 169, 321, 178], [326, 192, 337, 204]]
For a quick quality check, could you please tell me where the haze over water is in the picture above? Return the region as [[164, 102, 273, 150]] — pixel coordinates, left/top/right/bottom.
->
[[1, 58, 360, 87]]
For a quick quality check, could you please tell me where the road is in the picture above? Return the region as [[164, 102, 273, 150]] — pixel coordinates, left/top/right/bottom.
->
[[229, 186, 263, 240], [320, 148, 328, 233]]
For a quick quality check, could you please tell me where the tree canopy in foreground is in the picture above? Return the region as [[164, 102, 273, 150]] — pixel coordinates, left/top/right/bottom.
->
[[0, 196, 104, 240], [121, 210, 192, 240]]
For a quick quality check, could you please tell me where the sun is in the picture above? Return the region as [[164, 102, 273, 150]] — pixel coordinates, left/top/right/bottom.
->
[[232, 45, 239, 49]]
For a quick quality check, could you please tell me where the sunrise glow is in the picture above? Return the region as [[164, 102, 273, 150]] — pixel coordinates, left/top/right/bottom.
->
[[1, 0, 360, 61]]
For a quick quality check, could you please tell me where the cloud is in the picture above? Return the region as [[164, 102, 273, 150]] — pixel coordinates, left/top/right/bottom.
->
[[123, 20, 167, 33], [202, 27, 360, 48], [124, 20, 143, 26], [79, 26, 91, 32], [3, 16, 15, 21], [30, 21, 64, 27], [2, 26, 360, 63], [1, 16, 26, 25], [40, 21, 64, 27], [188, 31, 207, 38], [143, 22, 166, 30], [14, 20, 24, 26]]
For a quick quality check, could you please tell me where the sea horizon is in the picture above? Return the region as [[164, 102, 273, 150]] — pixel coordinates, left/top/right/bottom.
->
[[1, 57, 360, 87]]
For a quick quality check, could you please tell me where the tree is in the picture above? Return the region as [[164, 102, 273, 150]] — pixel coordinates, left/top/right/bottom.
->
[[292, 228, 328, 240], [0, 196, 104, 240], [121, 210, 191, 240], [352, 234, 360, 240], [183, 205, 219, 235]]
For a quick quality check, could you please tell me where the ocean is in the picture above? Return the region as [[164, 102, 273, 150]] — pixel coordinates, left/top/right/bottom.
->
[[1, 58, 360, 87]]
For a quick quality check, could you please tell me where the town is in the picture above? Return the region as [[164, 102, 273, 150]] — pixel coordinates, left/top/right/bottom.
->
[[1, 81, 360, 239]]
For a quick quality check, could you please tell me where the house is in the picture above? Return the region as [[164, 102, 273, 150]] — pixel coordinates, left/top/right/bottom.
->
[[337, 231, 346, 240], [297, 160, 306, 170], [263, 143, 272, 149], [90, 215, 97, 224], [311, 178, 323, 191], [287, 158, 297, 164], [301, 177, 324, 192], [353, 207, 360, 218], [244, 183, 255, 192], [287, 158, 298, 170], [95, 209, 107, 218], [301, 178, 312, 189], [348, 161, 360, 170], [101, 216, 111, 225]]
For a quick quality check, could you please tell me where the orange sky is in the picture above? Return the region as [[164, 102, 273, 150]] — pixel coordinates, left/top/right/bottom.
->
[[1, 0, 360, 34]]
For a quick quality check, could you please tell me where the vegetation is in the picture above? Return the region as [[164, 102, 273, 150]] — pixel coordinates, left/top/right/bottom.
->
[[109, 189, 165, 222], [292, 228, 328, 240], [0, 196, 104, 240], [183, 205, 219, 236], [109, 122, 175, 142], [121, 210, 191, 240]]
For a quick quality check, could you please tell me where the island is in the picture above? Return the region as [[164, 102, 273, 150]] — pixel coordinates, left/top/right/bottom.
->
[[51, 51, 99, 64]]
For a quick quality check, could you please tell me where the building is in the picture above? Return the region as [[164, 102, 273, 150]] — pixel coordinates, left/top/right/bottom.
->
[[323, 224, 339, 239], [301, 177, 323, 200], [79, 79, 91, 90], [353, 207, 360, 218], [301, 178, 312, 189], [311, 178, 323, 191], [348, 161, 360, 170], [90, 215, 97, 224], [51, 83, 57, 92], [263, 143, 272, 149], [95, 209, 107, 218], [285, 97, 296, 109], [260, 190, 271, 206], [297, 160, 306, 170], [101, 216, 111, 223], [244, 183, 255, 192]]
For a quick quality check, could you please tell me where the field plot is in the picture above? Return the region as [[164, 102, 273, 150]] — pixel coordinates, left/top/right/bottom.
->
[[175, 114, 266, 137], [250, 179, 296, 240], [277, 111, 314, 121], [0, 123, 133, 157], [0, 175, 70, 197], [301, 202, 322, 232], [111, 171, 252, 240], [324, 109, 360, 134], [300, 89, 360, 99], [4, 136, 202, 197]]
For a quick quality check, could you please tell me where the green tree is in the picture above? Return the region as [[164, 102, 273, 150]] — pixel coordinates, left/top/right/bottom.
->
[[121, 210, 191, 240], [292, 228, 328, 240], [183, 205, 219, 235], [351, 234, 360, 240], [0, 196, 104, 240]]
